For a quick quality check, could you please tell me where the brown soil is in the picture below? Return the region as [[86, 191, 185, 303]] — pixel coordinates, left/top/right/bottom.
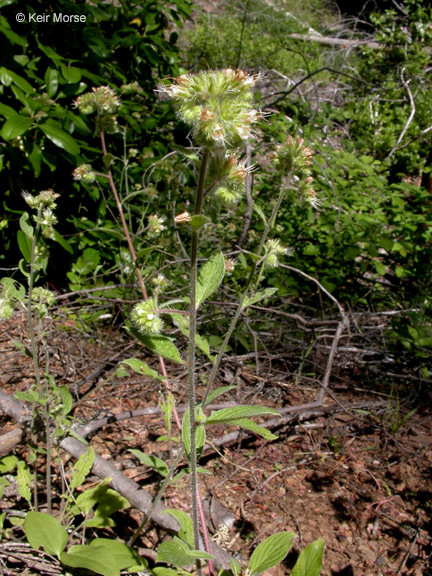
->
[[0, 311, 431, 576]]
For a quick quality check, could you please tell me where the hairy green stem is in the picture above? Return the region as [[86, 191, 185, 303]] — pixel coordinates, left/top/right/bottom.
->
[[201, 171, 293, 407], [26, 213, 53, 513], [187, 148, 209, 566]]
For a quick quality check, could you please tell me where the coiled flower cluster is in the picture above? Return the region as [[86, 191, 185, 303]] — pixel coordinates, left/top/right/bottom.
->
[[272, 136, 320, 208], [159, 69, 261, 148], [206, 151, 254, 204], [32, 287, 56, 318], [263, 238, 293, 269], [75, 86, 119, 133], [131, 298, 163, 336], [73, 164, 97, 184], [22, 189, 59, 239]]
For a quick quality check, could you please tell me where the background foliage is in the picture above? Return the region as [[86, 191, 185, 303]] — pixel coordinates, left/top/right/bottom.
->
[[1, 0, 431, 369]]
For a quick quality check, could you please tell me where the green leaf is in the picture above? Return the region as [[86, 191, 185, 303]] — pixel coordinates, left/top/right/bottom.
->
[[206, 406, 279, 424], [196, 252, 225, 309], [52, 229, 74, 254], [89, 539, 145, 571], [60, 64, 82, 84], [17, 230, 32, 262], [129, 449, 169, 478], [190, 214, 210, 232], [182, 407, 206, 461], [24, 512, 68, 558], [205, 385, 236, 404], [233, 418, 278, 440], [0, 101, 17, 119], [69, 447, 94, 492], [17, 461, 32, 504], [74, 478, 110, 516], [0, 67, 34, 93], [1, 114, 32, 140], [120, 358, 164, 381], [60, 545, 119, 576], [290, 538, 324, 576], [172, 144, 199, 162], [242, 288, 278, 310], [171, 313, 213, 360], [39, 120, 80, 155], [57, 386, 73, 415], [249, 532, 296, 575], [0, 455, 19, 473], [19, 212, 34, 239], [127, 327, 184, 364], [163, 509, 194, 547], [156, 537, 214, 567], [156, 537, 193, 566], [44, 67, 59, 98], [303, 245, 320, 256], [85, 489, 130, 528], [103, 153, 113, 170]]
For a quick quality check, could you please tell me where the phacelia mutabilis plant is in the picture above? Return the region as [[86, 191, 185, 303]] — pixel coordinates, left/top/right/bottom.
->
[[72, 69, 323, 575]]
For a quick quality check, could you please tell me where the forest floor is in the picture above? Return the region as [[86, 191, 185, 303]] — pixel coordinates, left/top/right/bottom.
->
[[0, 311, 431, 576]]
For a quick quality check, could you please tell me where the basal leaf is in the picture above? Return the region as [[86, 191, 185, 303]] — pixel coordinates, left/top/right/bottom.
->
[[290, 538, 324, 576], [249, 532, 296, 575], [24, 512, 68, 558], [89, 539, 145, 571], [86, 489, 130, 528], [163, 509, 194, 547], [156, 537, 193, 566], [60, 545, 119, 576]]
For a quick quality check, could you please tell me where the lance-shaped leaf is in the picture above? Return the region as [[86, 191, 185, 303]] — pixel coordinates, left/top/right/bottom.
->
[[129, 449, 169, 478], [242, 288, 278, 311], [206, 406, 279, 424], [127, 327, 184, 364], [249, 532, 296, 575], [182, 406, 206, 461], [121, 358, 164, 381], [206, 406, 279, 440], [195, 252, 225, 309], [171, 313, 214, 361]]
